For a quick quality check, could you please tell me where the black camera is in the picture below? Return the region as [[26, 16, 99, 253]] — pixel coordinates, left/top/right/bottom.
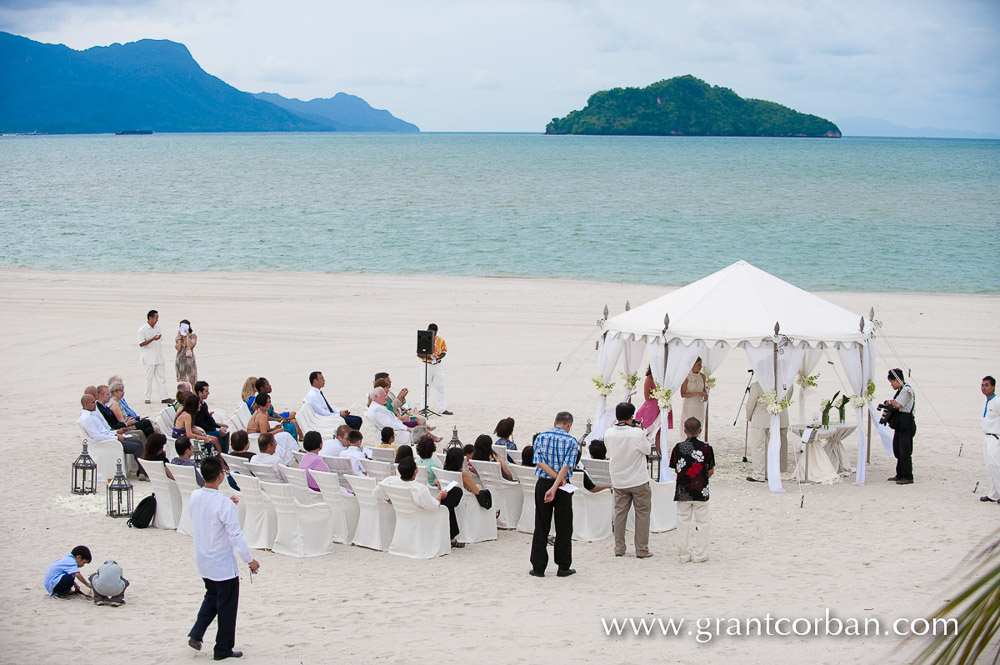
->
[[876, 402, 897, 426]]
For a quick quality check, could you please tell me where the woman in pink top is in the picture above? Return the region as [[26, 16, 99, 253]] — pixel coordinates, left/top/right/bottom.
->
[[298, 431, 330, 491]]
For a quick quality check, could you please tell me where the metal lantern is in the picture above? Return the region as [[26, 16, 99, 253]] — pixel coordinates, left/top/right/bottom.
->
[[106, 458, 134, 518], [192, 439, 206, 465], [647, 444, 662, 481], [447, 426, 462, 449], [577, 419, 593, 459], [71, 440, 98, 495]]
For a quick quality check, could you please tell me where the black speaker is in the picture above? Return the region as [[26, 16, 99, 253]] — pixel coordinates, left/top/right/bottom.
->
[[416, 330, 435, 355]]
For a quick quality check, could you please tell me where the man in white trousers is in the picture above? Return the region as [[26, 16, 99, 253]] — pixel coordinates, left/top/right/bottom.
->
[[745, 381, 788, 482], [979, 376, 1000, 504], [138, 309, 170, 405], [418, 323, 452, 415]]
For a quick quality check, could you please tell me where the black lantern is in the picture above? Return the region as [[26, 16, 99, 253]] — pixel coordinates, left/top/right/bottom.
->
[[646, 444, 662, 481], [577, 419, 593, 460], [447, 426, 462, 449], [107, 458, 134, 518], [71, 440, 98, 495], [192, 439, 206, 465]]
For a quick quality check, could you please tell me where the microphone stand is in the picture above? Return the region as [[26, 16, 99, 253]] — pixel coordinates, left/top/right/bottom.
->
[[734, 370, 755, 464]]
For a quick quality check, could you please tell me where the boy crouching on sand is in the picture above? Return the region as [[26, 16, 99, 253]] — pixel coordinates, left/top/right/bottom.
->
[[44, 546, 93, 599], [90, 560, 130, 607]]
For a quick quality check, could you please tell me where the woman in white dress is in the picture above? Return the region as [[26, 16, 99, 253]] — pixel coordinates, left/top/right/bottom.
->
[[680, 357, 708, 426]]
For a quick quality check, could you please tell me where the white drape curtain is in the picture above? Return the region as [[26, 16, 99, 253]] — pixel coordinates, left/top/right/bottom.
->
[[743, 342, 782, 492], [837, 343, 869, 485], [797, 347, 825, 422], [664, 340, 704, 442], [775, 344, 806, 492], [590, 336, 624, 442], [622, 339, 647, 401]]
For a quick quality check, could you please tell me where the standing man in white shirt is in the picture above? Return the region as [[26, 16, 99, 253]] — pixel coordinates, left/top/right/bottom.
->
[[187, 456, 259, 661], [979, 376, 1000, 504], [138, 309, 170, 405], [306, 371, 361, 429], [604, 402, 654, 559]]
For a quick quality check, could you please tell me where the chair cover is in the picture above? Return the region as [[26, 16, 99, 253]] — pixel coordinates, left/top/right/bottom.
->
[[509, 465, 538, 534], [472, 460, 522, 530], [370, 448, 397, 463], [381, 485, 451, 559], [280, 465, 323, 504], [326, 457, 357, 489], [140, 460, 182, 529], [311, 470, 360, 545], [570, 480, 613, 541], [361, 459, 394, 482], [297, 400, 345, 439], [346, 475, 395, 551], [234, 474, 276, 550], [221, 453, 250, 476], [582, 459, 612, 486], [165, 463, 199, 536], [433, 468, 497, 544], [246, 461, 282, 484], [260, 481, 332, 557]]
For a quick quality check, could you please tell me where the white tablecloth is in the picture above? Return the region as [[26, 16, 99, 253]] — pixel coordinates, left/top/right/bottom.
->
[[789, 423, 857, 484]]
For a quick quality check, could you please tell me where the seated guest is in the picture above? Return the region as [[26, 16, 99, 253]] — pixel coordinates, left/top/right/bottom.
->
[[368, 373, 427, 427], [576, 449, 611, 493], [240, 376, 258, 409], [306, 371, 362, 429], [247, 393, 297, 465], [105, 382, 155, 441], [494, 417, 518, 450], [141, 433, 169, 464], [366, 387, 412, 444], [321, 424, 350, 458], [471, 434, 514, 480], [107, 375, 143, 420], [229, 431, 255, 461], [375, 456, 465, 548], [173, 382, 192, 410], [379, 427, 397, 449], [170, 436, 204, 487], [250, 377, 300, 441], [92, 384, 152, 445], [299, 431, 331, 491], [342, 430, 368, 476], [444, 446, 486, 498], [193, 380, 230, 454], [173, 392, 221, 455], [589, 440, 607, 460], [395, 444, 414, 464], [415, 435, 440, 485], [521, 445, 535, 468], [78, 393, 143, 462], [252, 432, 287, 482]]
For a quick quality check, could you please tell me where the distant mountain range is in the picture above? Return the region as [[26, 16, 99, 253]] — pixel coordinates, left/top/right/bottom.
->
[[546, 75, 840, 137], [0, 31, 417, 133], [836, 116, 999, 139]]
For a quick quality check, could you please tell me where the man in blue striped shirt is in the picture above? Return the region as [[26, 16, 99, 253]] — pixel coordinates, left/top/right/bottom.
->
[[530, 411, 579, 577]]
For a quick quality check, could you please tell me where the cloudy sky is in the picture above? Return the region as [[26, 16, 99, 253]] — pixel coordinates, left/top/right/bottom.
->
[[2, 0, 998, 133]]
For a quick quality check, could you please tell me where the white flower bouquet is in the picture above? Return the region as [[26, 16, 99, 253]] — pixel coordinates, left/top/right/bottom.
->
[[759, 390, 793, 416], [796, 371, 819, 389], [650, 383, 673, 409], [850, 395, 866, 409], [619, 371, 639, 392], [592, 375, 615, 397], [705, 375, 716, 391]]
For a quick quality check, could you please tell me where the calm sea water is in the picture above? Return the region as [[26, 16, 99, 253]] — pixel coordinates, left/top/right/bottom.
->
[[1, 133, 997, 293]]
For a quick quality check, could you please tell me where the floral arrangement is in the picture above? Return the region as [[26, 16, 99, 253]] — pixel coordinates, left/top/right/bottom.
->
[[796, 371, 820, 389], [592, 375, 615, 397], [650, 383, 673, 409], [820, 391, 840, 426], [705, 375, 716, 391], [850, 394, 867, 409], [865, 379, 877, 401], [758, 390, 793, 415], [834, 394, 850, 423], [619, 371, 640, 392]]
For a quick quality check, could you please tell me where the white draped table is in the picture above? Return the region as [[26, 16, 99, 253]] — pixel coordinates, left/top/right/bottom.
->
[[789, 423, 857, 484]]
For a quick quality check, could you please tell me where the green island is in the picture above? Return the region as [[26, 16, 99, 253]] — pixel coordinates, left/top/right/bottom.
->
[[546, 75, 840, 137]]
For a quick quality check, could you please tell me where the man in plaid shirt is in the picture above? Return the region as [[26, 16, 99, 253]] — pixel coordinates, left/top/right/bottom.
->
[[530, 411, 578, 578]]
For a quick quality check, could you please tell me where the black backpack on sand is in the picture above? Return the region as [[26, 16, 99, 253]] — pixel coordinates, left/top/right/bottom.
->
[[128, 494, 157, 529]]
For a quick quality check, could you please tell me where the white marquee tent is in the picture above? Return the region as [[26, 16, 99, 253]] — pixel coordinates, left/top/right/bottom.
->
[[592, 260, 883, 492]]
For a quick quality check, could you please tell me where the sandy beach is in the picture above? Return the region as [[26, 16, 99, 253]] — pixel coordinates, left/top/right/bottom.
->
[[2, 267, 998, 664]]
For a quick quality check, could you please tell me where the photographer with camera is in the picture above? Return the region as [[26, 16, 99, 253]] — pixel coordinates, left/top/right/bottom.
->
[[882, 368, 916, 485]]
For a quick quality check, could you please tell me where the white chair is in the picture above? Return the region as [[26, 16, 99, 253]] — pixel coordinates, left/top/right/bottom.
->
[[78, 433, 126, 484], [509, 464, 539, 534], [280, 464, 323, 505], [221, 453, 250, 476], [259, 481, 332, 557], [311, 470, 360, 545], [370, 447, 396, 463], [627, 480, 678, 533], [231, 402, 251, 430], [433, 468, 497, 544], [154, 408, 174, 436], [570, 479, 613, 541], [492, 443, 516, 464], [583, 458, 613, 486], [346, 475, 395, 552], [165, 462, 200, 536], [326, 457, 357, 489], [381, 485, 450, 559], [139, 460, 182, 530], [415, 465, 429, 486], [235, 474, 277, 550], [246, 461, 283, 483], [361, 458, 394, 481], [297, 400, 345, 439], [432, 452, 447, 466], [472, 459, 522, 530], [291, 451, 305, 466]]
